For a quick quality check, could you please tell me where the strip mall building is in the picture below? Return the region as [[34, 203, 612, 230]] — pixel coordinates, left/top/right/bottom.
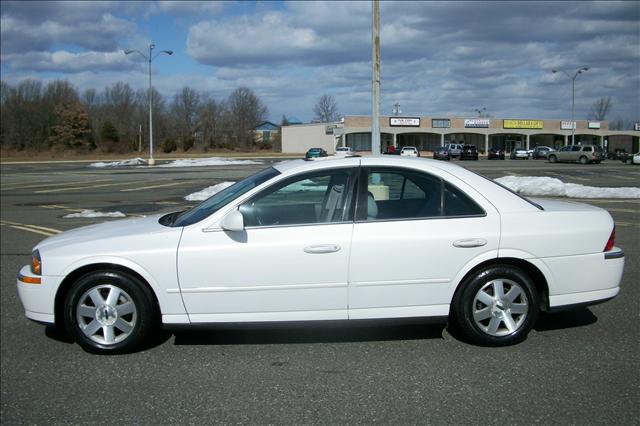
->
[[281, 115, 639, 154]]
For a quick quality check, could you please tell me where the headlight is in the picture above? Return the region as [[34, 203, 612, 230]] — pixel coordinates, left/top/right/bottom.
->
[[31, 250, 41, 275]]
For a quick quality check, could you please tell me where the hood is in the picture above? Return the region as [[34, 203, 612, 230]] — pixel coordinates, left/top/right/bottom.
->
[[35, 214, 167, 252]]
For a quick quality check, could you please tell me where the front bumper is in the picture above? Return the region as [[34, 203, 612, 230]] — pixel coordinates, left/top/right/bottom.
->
[[16, 265, 58, 324]]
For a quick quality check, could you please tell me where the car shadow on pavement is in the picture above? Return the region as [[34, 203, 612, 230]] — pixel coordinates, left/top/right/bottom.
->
[[534, 307, 597, 332], [172, 318, 446, 346]]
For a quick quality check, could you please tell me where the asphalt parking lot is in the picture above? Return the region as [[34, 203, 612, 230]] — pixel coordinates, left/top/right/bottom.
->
[[1, 156, 638, 424]]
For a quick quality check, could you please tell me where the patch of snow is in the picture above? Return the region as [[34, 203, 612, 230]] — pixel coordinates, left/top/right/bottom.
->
[[495, 176, 640, 199], [279, 179, 328, 192], [158, 157, 262, 168], [184, 182, 236, 201], [89, 158, 146, 168], [63, 210, 126, 218]]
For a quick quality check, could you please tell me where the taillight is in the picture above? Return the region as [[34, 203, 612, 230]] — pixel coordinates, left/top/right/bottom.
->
[[604, 227, 615, 252]]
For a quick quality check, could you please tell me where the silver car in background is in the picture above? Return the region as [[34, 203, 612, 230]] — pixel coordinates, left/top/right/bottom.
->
[[548, 145, 603, 164]]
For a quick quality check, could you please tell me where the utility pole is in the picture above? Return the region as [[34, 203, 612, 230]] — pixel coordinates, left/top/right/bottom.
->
[[371, 0, 381, 155], [138, 124, 142, 152]]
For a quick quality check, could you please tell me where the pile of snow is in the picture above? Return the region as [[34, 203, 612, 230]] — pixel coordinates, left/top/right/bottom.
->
[[279, 179, 327, 192], [184, 182, 235, 201], [64, 210, 126, 218], [495, 176, 640, 199], [158, 157, 262, 168], [89, 158, 146, 168]]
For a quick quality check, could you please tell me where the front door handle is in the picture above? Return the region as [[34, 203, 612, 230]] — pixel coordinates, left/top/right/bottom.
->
[[304, 244, 341, 254], [453, 238, 488, 248]]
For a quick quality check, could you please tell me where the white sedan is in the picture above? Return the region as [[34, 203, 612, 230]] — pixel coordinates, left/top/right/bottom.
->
[[400, 146, 420, 157], [17, 157, 624, 353]]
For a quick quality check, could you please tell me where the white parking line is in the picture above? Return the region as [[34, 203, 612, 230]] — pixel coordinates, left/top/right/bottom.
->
[[0, 220, 62, 236], [120, 181, 194, 192], [1, 179, 113, 191], [35, 181, 141, 194]]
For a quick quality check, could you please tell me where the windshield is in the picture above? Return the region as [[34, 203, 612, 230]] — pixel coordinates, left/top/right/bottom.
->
[[171, 167, 280, 227]]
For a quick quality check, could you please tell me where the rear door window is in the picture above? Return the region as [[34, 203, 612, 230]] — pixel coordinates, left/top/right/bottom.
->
[[357, 168, 485, 221]]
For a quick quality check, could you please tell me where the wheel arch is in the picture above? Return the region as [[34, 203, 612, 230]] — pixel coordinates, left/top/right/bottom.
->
[[54, 263, 161, 330], [450, 257, 550, 315]]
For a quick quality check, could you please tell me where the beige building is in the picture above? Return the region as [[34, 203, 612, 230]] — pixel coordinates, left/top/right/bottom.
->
[[281, 115, 639, 154]]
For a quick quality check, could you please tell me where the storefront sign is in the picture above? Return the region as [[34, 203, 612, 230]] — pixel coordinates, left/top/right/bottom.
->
[[390, 117, 420, 127], [635, 122, 640, 131], [325, 124, 337, 134], [588, 122, 601, 129], [503, 119, 544, 129], [432, 119, 451, 128], [464, 118, 490, 128], [561, 121, 576, 130]]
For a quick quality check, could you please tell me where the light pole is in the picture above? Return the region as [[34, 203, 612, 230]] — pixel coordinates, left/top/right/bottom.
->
[[124, 43, 173, 165], [474, 107, 486, 117], [552, 67, 589, 145]]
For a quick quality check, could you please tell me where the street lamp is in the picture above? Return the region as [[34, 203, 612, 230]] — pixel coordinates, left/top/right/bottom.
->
[[124, 43, 173, 166], [552, 67, 589, 145]]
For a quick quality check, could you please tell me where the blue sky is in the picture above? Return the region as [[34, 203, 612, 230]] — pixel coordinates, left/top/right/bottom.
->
[[1, 1, 639, 124]]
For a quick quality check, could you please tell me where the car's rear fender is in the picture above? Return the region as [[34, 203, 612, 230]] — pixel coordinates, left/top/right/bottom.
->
[[448, 249, 552, 312]]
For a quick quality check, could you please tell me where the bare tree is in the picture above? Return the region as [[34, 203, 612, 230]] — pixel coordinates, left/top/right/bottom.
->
[[226, 87, 267, 149], [313, 94, 339, 122], [170, 86, 200, 150], [197, 97, 226, 149], [588, 97, 613, 120]]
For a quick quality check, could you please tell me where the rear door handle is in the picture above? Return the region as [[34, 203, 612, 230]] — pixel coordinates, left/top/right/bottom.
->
[[304, 244, 341, 254], [453, 238, 488, 248]]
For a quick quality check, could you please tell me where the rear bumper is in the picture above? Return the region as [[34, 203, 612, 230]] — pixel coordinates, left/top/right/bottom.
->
[[546, 248, 624, 309]]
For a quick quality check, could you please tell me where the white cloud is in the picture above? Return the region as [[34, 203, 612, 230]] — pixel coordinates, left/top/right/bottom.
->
[[4, 50, 137, 73]]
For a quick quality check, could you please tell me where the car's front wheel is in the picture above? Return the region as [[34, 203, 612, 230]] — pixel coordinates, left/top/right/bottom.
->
[[548, 155, 557, 163], [452, 265, 539, 346], [63, 270, 158, 354]]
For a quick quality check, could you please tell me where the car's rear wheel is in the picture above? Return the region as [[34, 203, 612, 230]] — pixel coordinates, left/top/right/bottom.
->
[[579, 156, 588, 164], [452, 265, 539, 346], [63, 270, 157, 354], [549, 155, 557, 163]]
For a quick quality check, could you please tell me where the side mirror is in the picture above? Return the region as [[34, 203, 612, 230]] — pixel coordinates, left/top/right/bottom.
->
[[220, 210, 245, 232]]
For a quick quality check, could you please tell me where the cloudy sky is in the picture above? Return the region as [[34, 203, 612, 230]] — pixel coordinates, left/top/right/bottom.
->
[[1, 1, 638, 123]]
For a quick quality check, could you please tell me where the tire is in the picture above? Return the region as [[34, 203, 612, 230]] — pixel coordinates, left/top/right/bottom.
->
[[451, 265, 539, 346], [63, 270, 158, 354], [549, 155, 557, 163], [579, 156, 588, 164]]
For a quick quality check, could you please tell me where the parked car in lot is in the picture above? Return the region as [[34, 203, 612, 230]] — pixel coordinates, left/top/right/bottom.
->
[[548, 144, 603, 164], [531, 146, 555, 159], [433, 146, 451, 161], [459, 144, 479, 161], [305, 147, 328, 159], [607, 149, 627, 160], [334, 146, 355, 156], [620, 152, 640, 165], [17, 157, 624, 353], [487, 147, 505, 160], [444, 143, 464, 158], [400, 146, 420, 157], [510, 147, 530, 160]]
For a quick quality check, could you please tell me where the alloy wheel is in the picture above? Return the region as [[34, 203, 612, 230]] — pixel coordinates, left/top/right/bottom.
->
[[471, 279, 529, 337]]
